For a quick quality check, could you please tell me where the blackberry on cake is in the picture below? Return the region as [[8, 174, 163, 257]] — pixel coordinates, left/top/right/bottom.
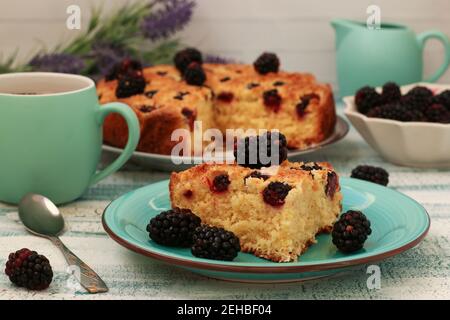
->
[[147, 208, 201, 247], [183, 62, 206, 86], [254, 52, 280, 75], [351, 165, 389, 186], [174, 47, 203, 74], [115, 74, 146, 98], [191, 225, 241, 261], [355, 86, 381, 114], [106, 58, 143, 81], [234, 131, 288, 169], [381, 82, 401, 104], [332, 210, 372, 253], [170, 161, 342, 262], [5, 248, 53, 290]]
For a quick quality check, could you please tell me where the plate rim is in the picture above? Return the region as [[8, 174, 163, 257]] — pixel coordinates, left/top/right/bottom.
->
[[102, 115, 350, 161], [102, 178, 430, 274]]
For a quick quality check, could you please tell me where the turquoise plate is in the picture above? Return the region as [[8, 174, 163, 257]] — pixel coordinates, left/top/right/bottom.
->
[[102, 178, 430, 283]]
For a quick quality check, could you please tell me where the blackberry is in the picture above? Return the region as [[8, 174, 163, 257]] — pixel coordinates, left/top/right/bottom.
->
[[234, 131, 288, 169], [366, 102, 425, 122], [355, 86, 381, 114], [254, 52, 280, 75], [147, 208, 201, 247], [211, 174, 231, 193], [263, 181, 292, 207], [381, 82, 401, 104], [183, 62, 206, 86], [174, 47, 203, 74], [402, 86, 433, 112], [325, 171, 339, 199], [332, 210, 372, 253], [433, 90, 450, 110], [263, 89, 282, 112], [5, 248, 53, 290], [296, 93, 320, 117], [106, 58, 142, 81], [300, 162, 322, 171], [217, 92, 234, 103], [116, 75, 146, 98], [191, 225, 240, 261], [424, 104, 450, 123], [351, 165, 389, 186]]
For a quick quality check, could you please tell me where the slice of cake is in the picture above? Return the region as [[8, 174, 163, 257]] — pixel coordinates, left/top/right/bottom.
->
[[169, 161, 342, 262]]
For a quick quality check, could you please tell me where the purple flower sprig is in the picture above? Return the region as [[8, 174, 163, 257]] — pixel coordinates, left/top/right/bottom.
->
[[141, 0, 195, 41], [29, 53, 85, 74]]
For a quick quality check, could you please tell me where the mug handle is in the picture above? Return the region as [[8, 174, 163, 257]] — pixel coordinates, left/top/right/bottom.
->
[[89, 102, 140, 186], [417, 30, 450, 82]]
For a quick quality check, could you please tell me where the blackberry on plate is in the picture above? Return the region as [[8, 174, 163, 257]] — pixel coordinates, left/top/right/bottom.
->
[[147, 208, 201, 247], [355, 86, 381, 114], [432, 90, 450, 110], [234, 131, 288, 169], [106, 58, 142, 81], [5, 248, 53, 290], [183, 62, 206, 86], [254, 52, 280, 75], [174, 47, 203, 74], [424, 104, 450, 123], [366, 102, 425, 122], [381, 82, 401, 104], [351, 165, 389, 186], [332, 210, 372, 253], [263, 181, 292, 207], [115, 75, 146, 98], [402, 86, 433, 111], [191, 225, 240, 261]]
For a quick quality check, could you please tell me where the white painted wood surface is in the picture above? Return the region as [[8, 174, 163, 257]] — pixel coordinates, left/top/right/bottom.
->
[[0, 0, 449, 90]]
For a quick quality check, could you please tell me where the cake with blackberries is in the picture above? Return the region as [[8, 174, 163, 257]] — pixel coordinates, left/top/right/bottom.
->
[[97, 49, 337, 155], [169, 160, 342, 262]]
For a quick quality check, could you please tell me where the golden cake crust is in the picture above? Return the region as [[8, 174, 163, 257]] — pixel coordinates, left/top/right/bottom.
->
[[169, 161, 342, 262], [97, 64, 336, 154]]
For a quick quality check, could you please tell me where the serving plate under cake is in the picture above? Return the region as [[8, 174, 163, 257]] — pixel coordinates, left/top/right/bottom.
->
[[102, 177, 430, 283], [102, 115, 349, 172]]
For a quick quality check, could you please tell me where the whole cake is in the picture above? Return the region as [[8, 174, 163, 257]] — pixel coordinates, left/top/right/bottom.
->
[[169, 161, 342, 262], [97, 50, 336, 155]]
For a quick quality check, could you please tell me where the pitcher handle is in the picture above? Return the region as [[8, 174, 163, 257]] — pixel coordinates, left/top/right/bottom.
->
[[90, 102, 139, 186], [417, 31, 450, 82]]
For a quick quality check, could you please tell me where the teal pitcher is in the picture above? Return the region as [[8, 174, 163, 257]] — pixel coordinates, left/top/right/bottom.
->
[[331, 19, 450, 97]]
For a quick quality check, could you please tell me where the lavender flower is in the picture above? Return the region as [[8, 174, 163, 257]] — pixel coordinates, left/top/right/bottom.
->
[[204, 54, 235, 64], [29, 53, 85, 74], [91, 43, 129, 76], [141, 0, 195, 41]]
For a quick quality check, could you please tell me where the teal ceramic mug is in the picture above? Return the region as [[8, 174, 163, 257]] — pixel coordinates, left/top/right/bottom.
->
[[0, 72, 140, 205]]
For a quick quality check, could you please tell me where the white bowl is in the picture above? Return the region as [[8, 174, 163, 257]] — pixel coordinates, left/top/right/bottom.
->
[[344, 82, 450, 168]]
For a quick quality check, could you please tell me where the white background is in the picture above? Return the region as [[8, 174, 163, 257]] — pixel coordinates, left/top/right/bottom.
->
[[0, 0, 449, 91]]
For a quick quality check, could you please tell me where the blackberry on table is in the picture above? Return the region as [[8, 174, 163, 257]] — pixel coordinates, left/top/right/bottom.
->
[[183, 62, 206, 86], [191, 225, 241, 261], [355, 86, 381, 114], [115, 75, 146, 98], [147, 208, 201, 247], [381, 82, 401, 104], [332, 210, 372, 253], [254, 52, 280, 75], [366, 102, 425, 122], [263, 181, 292, 207], [351, 165, 389, 186], [5, 248, 53, 290], [174, 47, 203, 74], [234, 131, 288, 169]]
